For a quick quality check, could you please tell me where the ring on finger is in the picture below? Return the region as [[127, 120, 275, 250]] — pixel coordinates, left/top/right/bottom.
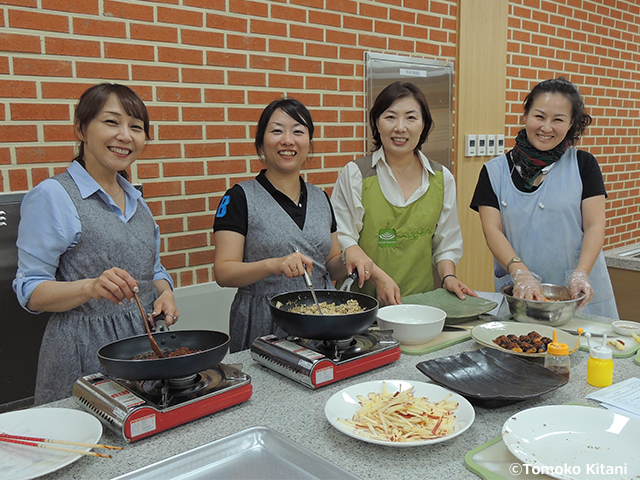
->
[[364, 270, 370, 275], [166, 314, 175, 319]]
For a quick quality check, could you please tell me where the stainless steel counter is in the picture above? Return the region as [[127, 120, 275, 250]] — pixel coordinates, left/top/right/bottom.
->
[[37, 313, 637, 480]]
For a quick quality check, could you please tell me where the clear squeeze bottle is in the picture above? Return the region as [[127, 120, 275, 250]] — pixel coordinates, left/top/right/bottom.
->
[[544, 329, 582, 380], [585, 332, 614, 388]]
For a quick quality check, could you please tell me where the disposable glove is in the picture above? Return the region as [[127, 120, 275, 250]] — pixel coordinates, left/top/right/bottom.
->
[[512, 269, 546, 301], [567, 269, 593, 309]]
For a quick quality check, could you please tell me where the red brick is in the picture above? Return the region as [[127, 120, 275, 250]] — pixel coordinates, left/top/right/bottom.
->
[[290, 24, 324, 42], [143, 181, 183, 198], [41, 82, 100, 100], [185, 178, 226, 195], [140, 143, 182, 160], [156, 217, 184, 234], [292, 0, 323, 7], [326, 29, 357, 46], [31, 167, 53, 186], [206, 124, 247, 139], [228, 70, 266, 87], [182, 29, 225, 48], [360, 2, 388, 19], [289, 58, 322, 74], [359, 34, 386, 49], [229, 142, 256, 157], [155, 87, 201, 103], [0, 124, 38, 142], [270, 38, 304, 56], [229, 0, 268, 17], [250, 54, 287, 71], [227, 34, 266, 52], [182, 68, 226, 86], [104, 0, 154, 21], [105, 42, 155, 62], [158, 125, 203, 141], [250, 19, 287, 36], [184, 0, 225, 9], [207, 159, 248, 174], [43, 124, 75, 142], [158, 46, 204, 66], [269, 73, 304, 89], [389, 8, 415, 23], [73, 18, 127, 38], [204, 88, 246, 104], [77, 61, 129, 80], [45, 37, 101, 58], [326, 0, 357, 14], [158, 6, 203, 26], [185, 143, 226, 159], [130, 23, 178, 43], [0, 80, 37, 98], [16, 145, 73, 164], [190, 249, 215, 267], [180, 107, 223, 122], [306, 75, 337, 91], [206, 13, 247, 32], [308, 10, 341, 27], [163, 161, 205, 177], [165, 198, 207, 215], [376, 20, 402, 36], [161, 252, 187, 270], [306, 43, 338, 59], [9, 169, 28, 190], [11, 103, 68, 121], [9, 10, 69, 33], [132, 65, 180, 83], [42, 0, 99, 15], [206, 51, 247, 68], [0, 0, 37, 6], [227, 107, 263, 122], [271, 5, 306, 23], [0, 33, 41, 54], [136, 162, 160, 179]]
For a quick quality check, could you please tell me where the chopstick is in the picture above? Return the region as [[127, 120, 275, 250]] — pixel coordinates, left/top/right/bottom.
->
[[0, 433, 122, 458]]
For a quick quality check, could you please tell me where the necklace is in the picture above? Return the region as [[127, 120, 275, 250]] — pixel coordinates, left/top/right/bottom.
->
[[391, 157, 415, 174]]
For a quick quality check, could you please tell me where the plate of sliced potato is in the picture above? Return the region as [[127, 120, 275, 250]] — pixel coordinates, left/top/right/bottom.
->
[[324, 380, 475, 447]]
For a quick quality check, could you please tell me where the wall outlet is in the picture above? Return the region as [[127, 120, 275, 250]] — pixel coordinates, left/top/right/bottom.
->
[[487, 134, 496, 156], [465, 134, 477, 157], [477, 134, 486, 156], [497, 134, 505, 154]]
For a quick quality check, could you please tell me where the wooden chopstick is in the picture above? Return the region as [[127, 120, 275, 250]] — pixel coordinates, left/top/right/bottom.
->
[[0, 432, 123, 450], [0, 436, 113, 458]]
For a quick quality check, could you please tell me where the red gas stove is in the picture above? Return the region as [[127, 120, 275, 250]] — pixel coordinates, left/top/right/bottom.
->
[[250, 329, 400, 388], [72, 363, 252, 442]]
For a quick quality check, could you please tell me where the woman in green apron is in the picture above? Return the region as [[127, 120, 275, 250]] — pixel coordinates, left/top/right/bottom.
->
[[331, 82, 476, 305]]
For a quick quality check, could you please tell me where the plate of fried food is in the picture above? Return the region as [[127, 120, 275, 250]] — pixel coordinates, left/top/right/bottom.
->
[[471, 321, 577, 358], [324, 380, 475, 447]]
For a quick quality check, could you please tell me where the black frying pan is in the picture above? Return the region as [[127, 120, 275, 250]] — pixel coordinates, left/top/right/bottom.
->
[[269, 273, 379, 340], [98, 320, 229, 380]]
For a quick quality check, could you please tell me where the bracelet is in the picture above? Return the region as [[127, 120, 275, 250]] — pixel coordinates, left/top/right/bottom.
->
[[441, 274, 457, 288]]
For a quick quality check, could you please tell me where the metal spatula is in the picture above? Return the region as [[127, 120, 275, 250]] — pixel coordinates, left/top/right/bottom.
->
[[302, 268, 323, 315]]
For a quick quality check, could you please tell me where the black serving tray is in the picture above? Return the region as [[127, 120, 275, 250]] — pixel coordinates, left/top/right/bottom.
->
[[416, 347, 567, 408]]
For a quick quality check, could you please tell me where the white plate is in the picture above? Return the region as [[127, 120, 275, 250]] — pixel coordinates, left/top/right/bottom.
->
[[611, 320, 640, 337], [472, 321, 578, 358], [324, 380, 474, 447], [502, 405, 640, 480], [0, 408, 103, 480]]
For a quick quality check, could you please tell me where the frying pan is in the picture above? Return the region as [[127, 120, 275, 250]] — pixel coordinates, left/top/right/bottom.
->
[[98, 318, 230, 380], [269, 272, 379, 340]]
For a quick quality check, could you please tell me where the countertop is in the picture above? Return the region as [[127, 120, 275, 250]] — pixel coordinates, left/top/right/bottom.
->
[[37, 312, 638, 480], [604, 244, 640, 271]]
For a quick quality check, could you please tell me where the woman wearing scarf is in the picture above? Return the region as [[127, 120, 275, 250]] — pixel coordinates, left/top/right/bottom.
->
[[470, 77, 619, 318]]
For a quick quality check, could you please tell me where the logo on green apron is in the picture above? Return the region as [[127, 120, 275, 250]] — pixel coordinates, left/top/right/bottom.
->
[[378, 228, 396, 247]]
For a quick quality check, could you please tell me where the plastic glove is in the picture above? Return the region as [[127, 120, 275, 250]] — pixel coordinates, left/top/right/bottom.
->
[[512, 269, 546, 301], [568, 269, 594, 309]]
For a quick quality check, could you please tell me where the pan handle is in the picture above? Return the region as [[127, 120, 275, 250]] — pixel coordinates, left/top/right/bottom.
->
[[153, 314, 169, 332], [340, 270, 359, 292]]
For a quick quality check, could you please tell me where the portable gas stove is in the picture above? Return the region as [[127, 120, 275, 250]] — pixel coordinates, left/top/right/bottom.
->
[[72, 363, 252, 442], [250, 329, 400, 388]]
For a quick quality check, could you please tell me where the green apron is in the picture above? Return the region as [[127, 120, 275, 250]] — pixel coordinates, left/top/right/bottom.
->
[[348, 155, 444, 298]]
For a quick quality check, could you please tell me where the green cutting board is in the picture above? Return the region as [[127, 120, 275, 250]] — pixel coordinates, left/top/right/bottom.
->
[[402, 288, 498, 325]]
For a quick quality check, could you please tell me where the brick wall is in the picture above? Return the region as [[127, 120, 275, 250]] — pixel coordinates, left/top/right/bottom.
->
[[0, 0, 457, 287], [506, 0, 640, 248], [1, 0, 638, 288]]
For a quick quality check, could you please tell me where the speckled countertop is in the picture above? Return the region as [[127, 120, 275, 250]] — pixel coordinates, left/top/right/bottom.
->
[[604, 244, 640, 271], [37, 311, 637, 480]]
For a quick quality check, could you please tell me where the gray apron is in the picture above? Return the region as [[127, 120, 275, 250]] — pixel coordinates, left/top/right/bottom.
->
[[229, 179, 335, 352], [34, 171, 158, 404]]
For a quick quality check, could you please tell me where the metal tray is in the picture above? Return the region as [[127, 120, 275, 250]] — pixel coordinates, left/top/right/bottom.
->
[[111, 426, 361, 480]]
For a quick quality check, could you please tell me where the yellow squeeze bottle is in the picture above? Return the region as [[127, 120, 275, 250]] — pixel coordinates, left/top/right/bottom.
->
[[586, 333, 614, 388]]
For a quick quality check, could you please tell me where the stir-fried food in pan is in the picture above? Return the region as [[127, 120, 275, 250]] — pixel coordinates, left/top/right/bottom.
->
[[133, 347, 201, 360], [493, 331, 552, 354], [276, 299, 365, 315]]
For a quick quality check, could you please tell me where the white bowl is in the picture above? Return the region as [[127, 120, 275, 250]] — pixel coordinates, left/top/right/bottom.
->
[[377, 305, 446, 345], [611, 320, 640, 337]]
